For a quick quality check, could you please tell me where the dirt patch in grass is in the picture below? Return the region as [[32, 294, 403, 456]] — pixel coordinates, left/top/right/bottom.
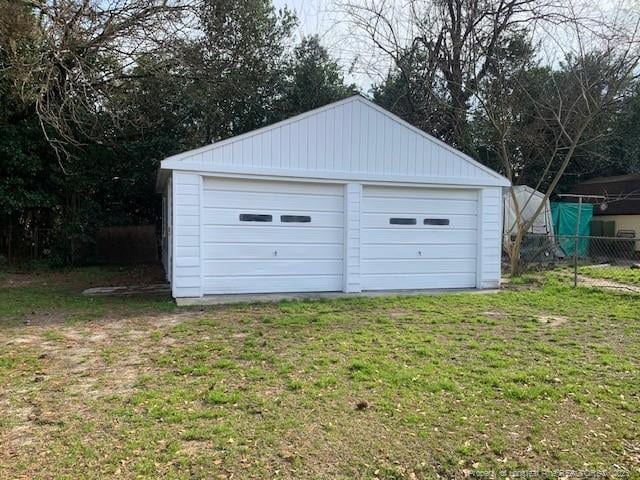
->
[[0, 265, 177, 328], [0, 276, 35, 289], [579, 265, 640, 287], [23, 311, 70, 326], [578, 274, 640, 293], [1, 310, 205, 467], [537, 315, 568, 327], [388, 309, 414, 319], [0, 264, 166, 290], [483, 310, 507, 320]]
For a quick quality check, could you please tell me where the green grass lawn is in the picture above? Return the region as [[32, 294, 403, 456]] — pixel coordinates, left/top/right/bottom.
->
[[579, 265, 640, 286], [0, 268, 638, 479], [0, 265, 176, 326]]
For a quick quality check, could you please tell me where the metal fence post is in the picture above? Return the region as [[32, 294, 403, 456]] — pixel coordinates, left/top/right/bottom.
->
[[573, 197, 582, 287]]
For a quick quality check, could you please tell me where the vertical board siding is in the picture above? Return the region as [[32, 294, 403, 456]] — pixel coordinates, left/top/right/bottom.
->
[[173, 98, 503, 184], [344, 183, 362, 292], [172, 172, 201, 297], [479, 188, 502, 288]]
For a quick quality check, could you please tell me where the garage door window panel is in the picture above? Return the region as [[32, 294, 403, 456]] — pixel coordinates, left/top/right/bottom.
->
[[389, 218, 417, 225], [239, 214, 272, 222], [423, 218, 450, 226], [281, 215, 311, 223]]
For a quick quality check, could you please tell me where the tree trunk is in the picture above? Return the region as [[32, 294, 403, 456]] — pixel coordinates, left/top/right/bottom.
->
[[508, 228, 525, 277]]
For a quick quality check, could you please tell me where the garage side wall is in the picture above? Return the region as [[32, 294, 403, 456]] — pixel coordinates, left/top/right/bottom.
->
[[478, 188, 502, 288], [162, 176, 173, 282], [172, 172, 202, 297]]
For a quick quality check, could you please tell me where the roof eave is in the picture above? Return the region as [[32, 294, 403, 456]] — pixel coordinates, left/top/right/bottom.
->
[[159, 160, 510, 187]]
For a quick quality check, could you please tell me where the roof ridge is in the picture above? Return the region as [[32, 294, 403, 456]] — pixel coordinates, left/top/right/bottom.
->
[[581, 173, 640, 184]]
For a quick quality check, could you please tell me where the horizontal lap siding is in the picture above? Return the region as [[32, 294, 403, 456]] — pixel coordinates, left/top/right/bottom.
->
[[168, 175, 502, 297], [361, 186, 479, 290], [172, 172, 201, 297], [480, 188, 503, 288]]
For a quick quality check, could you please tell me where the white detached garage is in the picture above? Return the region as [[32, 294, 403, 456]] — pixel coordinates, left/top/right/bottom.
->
[[157, 96, 509, 302]]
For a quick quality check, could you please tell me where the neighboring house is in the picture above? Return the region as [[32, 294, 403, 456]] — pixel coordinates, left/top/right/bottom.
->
[[156, 95, 510, 303], [570, 173, 640, 251]]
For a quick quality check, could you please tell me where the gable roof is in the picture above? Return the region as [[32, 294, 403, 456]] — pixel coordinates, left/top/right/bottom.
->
[[159, 95, 510, 188], [570, 174, 640, 215]]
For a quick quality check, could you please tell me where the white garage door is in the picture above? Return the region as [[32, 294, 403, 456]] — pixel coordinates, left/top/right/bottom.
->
[[362, 186, 478, 290], [202, 178, 344, 294]]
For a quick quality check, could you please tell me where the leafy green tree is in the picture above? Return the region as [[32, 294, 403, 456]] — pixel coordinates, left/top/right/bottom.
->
[[372, 58, 453, 149], [182, 0, 296, 143], [603, 85, 640, 176], [473, 49, 639, 194], [0, 99, 60, 233], [374, 33, 537, 158], [0, 0, 304, 265], [0, 10, 63, 261], [274, 35, 357, 120]]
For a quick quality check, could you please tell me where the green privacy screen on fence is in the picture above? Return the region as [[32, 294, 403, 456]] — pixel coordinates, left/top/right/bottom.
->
[[551, 202, 594, 257]]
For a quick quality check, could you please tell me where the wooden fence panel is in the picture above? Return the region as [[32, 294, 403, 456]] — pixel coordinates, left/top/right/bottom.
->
[[96, 225, 158, 264]]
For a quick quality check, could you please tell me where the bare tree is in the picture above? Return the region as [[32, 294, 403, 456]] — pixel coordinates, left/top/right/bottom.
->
[[341, 0, 559, 151], [343, 0, 640, 276], [476, 8, 640, 275], [0, 0, 192, 170]]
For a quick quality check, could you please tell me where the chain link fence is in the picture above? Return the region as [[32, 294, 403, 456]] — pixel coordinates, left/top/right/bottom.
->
[[505, 233, 640, 292]]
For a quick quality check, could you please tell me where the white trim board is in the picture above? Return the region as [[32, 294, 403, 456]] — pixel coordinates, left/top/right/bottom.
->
[[160, 165, 508, 188]]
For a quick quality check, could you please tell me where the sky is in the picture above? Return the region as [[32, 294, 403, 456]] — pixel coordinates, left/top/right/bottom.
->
[[272, 0, 340, 47], [272, 0, 379, 91], [272, 0, 639, 92]]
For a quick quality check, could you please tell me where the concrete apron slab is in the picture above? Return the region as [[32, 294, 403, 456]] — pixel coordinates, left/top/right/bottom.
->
[[83, 284, 171, 297], [175, 288, 500, 306]]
